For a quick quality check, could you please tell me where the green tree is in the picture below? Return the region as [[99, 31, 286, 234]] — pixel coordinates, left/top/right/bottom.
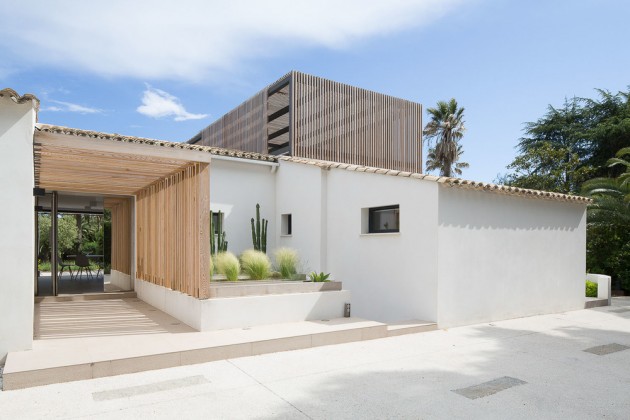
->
[[422, 98, 467, 177], [582, 147, 630, 289], [38, 214, 79, 259], [503, 89, 630, 192], [504, 142, 593, 194]]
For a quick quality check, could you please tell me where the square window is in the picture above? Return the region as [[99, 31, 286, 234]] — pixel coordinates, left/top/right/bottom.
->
[[367, 205, 399, 233], [281, 214, 292, 236]]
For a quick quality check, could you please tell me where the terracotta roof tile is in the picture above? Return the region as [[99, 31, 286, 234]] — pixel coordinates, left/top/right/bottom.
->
[[278, 156, 591, 203], [35, 124, 279, 163]]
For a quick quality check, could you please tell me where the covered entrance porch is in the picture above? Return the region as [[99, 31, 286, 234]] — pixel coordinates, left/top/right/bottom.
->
[[33, 125, 212, 299]]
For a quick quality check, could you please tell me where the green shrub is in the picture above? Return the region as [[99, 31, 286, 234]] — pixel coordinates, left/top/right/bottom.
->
[[275, 248, 299, 279], [209, 253, 214, 280], [241, 249, 271, 280], [309, 272, 331, 282], [586, 280, 598, 297], [214, 252, 240, 281]]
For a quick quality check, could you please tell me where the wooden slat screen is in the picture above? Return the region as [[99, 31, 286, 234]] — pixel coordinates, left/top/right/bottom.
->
[[198, 90, 267, 153], [107, 198, 132, 275], [135, 162, 210, 299], [292, 71, 423, 173]]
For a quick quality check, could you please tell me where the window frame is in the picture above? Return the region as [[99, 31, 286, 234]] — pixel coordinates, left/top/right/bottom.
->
[[367, 205, 400, 234]]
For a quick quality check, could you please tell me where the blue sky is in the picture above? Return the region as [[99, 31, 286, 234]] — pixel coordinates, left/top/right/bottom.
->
[[1, 0, 629, 182]]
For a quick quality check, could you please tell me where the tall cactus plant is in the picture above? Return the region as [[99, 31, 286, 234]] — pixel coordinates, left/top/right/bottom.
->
[[210, 210, 228, 255], [251, 203, 268, 253]]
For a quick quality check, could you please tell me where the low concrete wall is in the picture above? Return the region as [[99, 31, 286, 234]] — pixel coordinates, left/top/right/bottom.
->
[[110, 270, 132, 291], [209, 280, 342, 298], [587, 273, 612, 305], [135, 279, 351, 331]]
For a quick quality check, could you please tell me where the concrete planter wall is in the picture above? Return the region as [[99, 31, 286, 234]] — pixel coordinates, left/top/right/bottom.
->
[[209, 280, 342, 298], [135, 279, 350, 331]]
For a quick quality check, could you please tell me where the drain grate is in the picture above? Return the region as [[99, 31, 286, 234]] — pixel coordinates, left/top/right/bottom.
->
[[583, 343, 630, 356], [453, 376, 527, 400]]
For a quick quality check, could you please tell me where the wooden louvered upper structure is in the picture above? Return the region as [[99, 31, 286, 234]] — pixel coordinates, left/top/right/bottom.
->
[[188, 71, 423, 173]]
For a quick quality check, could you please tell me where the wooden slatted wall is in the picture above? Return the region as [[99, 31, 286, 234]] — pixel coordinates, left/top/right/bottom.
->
[[199, 90, 267, 153], [135, 162, 210, 299], [107, 198, 132, 275], [292, 71, 423, 173]]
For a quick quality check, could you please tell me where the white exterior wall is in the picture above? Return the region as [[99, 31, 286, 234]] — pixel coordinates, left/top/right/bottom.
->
[[437, 187, 587, 328], [324, 169, 439, 323], [275, 162, 326, 273], [209, 158, 277, 255], [0, 96, 37, 361]]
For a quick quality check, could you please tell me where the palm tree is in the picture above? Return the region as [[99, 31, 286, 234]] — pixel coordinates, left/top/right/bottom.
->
[[426, 143, 469, 177], [422, 98, 467, 177], [582, 147, 630, 246], [582, 148, 630, 290]]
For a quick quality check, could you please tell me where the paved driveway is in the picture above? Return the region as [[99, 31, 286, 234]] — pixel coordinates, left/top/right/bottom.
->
[[2, 298, 630, 419]]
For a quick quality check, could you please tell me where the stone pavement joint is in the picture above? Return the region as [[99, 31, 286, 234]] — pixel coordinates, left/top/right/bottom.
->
[[92, 375, 208, 401], [583, 343, 630, 356], [452, 376, 527, 400]]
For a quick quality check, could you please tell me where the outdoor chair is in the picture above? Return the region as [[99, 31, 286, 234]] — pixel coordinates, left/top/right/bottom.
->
[[74, 254, 93, 280], [58, 256, 74, 280]]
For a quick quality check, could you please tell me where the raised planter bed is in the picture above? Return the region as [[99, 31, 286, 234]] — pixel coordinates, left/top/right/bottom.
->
[[208, 280, 342, 298], [135, 278, 350, 331]]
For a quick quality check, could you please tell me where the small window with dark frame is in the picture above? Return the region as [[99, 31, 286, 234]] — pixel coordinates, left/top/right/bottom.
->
[[281, 213, 292, 236], [368, 205, 399, 233]]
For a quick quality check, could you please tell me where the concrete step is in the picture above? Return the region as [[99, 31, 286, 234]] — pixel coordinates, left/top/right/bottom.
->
[[35, 291, 137, 303], [3, 317, 387, 391], [387, 320, 437, 337], [584, 297, 610, 309]]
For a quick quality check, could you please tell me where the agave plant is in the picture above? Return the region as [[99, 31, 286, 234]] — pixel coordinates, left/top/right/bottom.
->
[[309, 272, 331, 282]]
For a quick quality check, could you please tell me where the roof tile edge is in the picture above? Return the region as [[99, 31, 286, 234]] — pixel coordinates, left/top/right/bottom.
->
[[278, 156, 592, 204], [35, 124, 279, 163]]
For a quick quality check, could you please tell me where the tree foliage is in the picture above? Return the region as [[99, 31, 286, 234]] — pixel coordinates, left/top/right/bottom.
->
[[582, 148, 630, 289], [38, 214, 79, 259], [423, 98, 467, 178]]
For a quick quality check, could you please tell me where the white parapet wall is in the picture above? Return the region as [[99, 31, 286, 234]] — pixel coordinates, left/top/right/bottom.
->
[[135, 279, 351, 331], [587, 273, 612, 305], [0, 93, 37, 361]]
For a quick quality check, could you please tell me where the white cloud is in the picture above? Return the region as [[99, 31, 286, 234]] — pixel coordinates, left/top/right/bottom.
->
[[137, 85, 207, 121], [0, 0, 466, 81], [42, 100, 102, 114]]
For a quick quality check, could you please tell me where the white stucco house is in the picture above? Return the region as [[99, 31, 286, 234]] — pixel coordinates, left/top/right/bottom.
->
[[0, 74, 590, 363]]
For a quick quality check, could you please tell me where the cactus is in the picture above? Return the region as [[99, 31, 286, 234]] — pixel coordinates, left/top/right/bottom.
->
[[210, 210, 228, 255], [251, 203, 268, 253]]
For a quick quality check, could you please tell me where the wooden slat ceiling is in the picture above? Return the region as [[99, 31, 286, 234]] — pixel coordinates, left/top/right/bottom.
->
[[34, 136, 196, 196]]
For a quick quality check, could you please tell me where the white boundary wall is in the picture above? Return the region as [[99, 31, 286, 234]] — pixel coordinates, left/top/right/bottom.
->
[[0, 96, 37, 361], [436, 187, 587, 328]]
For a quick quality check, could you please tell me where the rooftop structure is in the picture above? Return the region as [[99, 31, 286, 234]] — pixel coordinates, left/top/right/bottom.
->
[[189, 71, 424, 173]]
